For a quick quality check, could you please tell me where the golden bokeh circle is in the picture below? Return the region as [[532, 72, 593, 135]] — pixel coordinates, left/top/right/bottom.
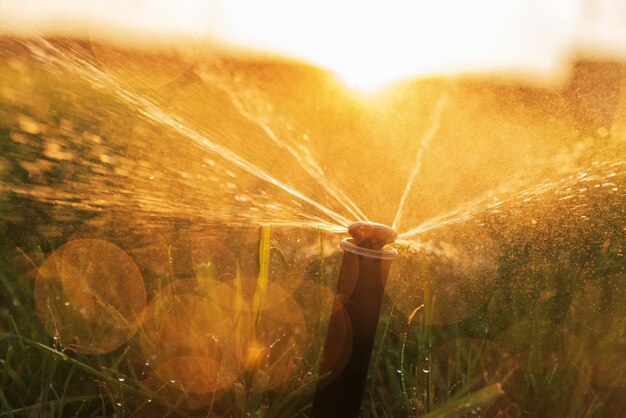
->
[[35, 239, 146, 354]]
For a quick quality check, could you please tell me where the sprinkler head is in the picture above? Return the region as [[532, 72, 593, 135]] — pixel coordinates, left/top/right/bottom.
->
[[348, 221, 397, 250], [312, 221, 398, 418]]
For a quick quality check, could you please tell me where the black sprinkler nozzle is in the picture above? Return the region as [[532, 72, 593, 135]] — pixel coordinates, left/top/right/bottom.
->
[[311, 221, 398, 418]]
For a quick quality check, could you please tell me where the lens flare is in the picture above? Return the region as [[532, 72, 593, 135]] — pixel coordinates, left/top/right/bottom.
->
[[154, 356, 237, 395], [139, 276, 327, 394], [139, 373, 215, 411], [35, 239, 146, 354], [139, 279, 246, 394]]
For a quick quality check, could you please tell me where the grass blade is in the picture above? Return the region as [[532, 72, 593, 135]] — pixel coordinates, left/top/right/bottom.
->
[[419, 383, 504, 418], [253, 225, 271, 326]]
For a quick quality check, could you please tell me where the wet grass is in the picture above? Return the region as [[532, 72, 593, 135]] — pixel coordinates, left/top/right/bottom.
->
[[365, 220, 626, 417], [0, 225, 332, 418], [2, 219, 624, 417]]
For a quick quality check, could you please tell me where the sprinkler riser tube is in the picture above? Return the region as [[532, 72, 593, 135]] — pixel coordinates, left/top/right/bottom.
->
[[312, 222, 397, 418]]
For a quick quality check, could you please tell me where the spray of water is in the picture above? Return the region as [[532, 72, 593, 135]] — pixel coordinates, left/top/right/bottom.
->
[[204, 73, 368, 222], [392, 95, 447, 231], [397, 155, 625, 241], [23, 37, 352, 228]]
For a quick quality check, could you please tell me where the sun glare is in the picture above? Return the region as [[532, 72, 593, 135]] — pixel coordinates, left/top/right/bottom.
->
[[3, 0, 626, 89], [216, 0, 581, 90]]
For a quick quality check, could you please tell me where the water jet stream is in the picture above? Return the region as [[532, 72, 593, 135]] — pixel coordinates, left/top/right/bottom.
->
[[23, 37, 352, 228], [204, 75, 369, 222], [397, 154, 626, 240], [397, 190, 502, 240], [392, 95, 447, 231]]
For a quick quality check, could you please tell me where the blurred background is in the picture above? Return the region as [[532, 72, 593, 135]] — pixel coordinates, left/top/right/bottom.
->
[[3, 0, 626, 88]]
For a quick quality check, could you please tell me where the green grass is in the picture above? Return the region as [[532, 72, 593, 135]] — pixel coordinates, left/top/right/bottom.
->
[[0, 222, 509, 418], [3, 220, 623, 418]]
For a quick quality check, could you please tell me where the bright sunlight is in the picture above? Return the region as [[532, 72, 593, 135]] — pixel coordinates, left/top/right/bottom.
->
[[4, 0, 626, 90]]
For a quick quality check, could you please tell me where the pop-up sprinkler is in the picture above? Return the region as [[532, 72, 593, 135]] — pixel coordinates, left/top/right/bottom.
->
[[312, 221, 398, 418]]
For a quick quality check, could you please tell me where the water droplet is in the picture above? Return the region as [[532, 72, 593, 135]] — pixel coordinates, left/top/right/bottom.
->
[[18, 114, 41, 134], [99, 154, 116, 164], [147, 399, 152, 403], [422, 368, 430, 373], [118, 377, 125, 382]]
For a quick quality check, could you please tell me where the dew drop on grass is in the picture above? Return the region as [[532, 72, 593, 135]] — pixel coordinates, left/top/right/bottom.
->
[[118, 377, 125, 382]]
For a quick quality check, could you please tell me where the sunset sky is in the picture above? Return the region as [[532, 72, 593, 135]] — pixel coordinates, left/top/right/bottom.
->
[[2, 0, 626, 88]]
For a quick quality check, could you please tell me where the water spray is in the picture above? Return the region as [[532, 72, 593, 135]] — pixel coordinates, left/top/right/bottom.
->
[[312, 221, 398, 418]]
